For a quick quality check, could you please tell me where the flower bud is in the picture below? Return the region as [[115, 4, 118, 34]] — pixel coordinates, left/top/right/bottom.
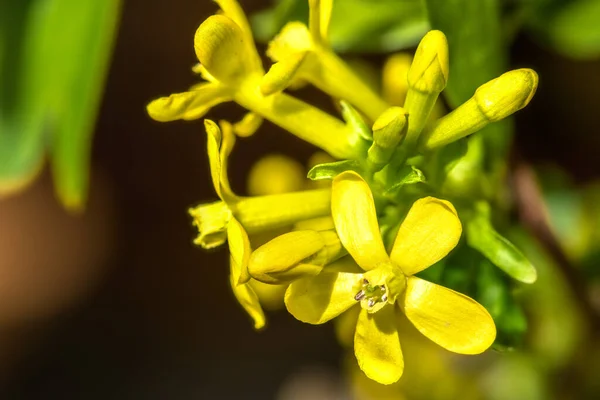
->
[[407, 30, 449, 94], [249, 230, 325, 284], [419, 69, 538, 151], [367, 107, 408, 170]]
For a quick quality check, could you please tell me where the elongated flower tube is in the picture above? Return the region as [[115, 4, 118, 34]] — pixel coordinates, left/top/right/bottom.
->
[[262, 0, 388, 121], [189, 119, 331, 329], [285, 171, 496, 384], [147, 0, 363, 159], [190, 120, 332, 249], [418, 69, 539, 151]]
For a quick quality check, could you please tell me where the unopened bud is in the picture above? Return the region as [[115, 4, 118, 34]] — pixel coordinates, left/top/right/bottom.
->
[[407, 30, 449, 94]]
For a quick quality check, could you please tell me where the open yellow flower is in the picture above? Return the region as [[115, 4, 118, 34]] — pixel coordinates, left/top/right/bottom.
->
[[285, 171, 496, 384]]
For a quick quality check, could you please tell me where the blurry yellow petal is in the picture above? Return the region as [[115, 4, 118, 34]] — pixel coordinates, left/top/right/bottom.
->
[[248, 280, 288, 311], [308, 0, 333, 45], [229, 217, 252, 285], [233, 112, 263, 137], [401, 276, 496, 354], [334, 306, 360, 348], [390, 197, 461, 276], [214, 0, 262, 72], [382, 53, 412, 106], [147, 84, 231, 122], [194, 15, 254, 83], [267, 22, 312, 62], [248, 154, 305, 196], [354, 306, 404, 385], [285, 271, 363, 324], [261, 52, 308, 96], [229, 260, 266, 330], [332, 171, 389, 271]]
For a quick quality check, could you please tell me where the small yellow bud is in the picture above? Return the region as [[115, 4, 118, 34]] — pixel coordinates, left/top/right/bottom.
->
[[407, 30, 449, 94], [419, 68, 539, 151], [382, 53, 412, 106], [249, 230, 325, 283], [474, 68, 538, 123], [368, 107, 408, 170], [372, 107, 408, 149]]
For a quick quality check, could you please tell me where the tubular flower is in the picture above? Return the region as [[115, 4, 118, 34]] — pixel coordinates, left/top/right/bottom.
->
[[285, 171, 496, 384], [146, 0, 364, 159], [190, 119, 332, 329]]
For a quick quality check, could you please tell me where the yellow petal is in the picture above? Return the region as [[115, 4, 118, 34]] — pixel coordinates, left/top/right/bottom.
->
[[332, 171, 389, 271], [194, 15, 253, 83], [146, 84, 231, 122], [390, 197, 461, 276], [204, 120, 236, 202], [354, 306, 404, 385], [189, 201, 231, 249], [285, 271, 364, 324], [308, 0, 333, 46], [334, 306, 361, 348], [266, 22, 312, 62], [261, 52, 308, 96], [229, 260, 266, 330], [228, 217, 252, 285], [233, 112, 263, 137], [214, 0, 263, 73], [382, 53, 412, 106], [401, 276, 496, 354]]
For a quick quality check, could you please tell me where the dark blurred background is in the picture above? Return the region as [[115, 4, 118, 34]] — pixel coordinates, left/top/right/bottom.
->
[[1, 0, 600, 399]]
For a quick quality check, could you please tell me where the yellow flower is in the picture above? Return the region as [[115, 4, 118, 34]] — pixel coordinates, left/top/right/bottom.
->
[[190, 119, 333, 329], [285, 171, 496, 384], [263, 0, 388, 121], [146, 0, 363, 159]]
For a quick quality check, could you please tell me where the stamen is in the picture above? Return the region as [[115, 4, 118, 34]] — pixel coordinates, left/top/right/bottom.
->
[[354, 290, 366, 301], [381, 294, 388, 302], [368, 298, 376, 308]]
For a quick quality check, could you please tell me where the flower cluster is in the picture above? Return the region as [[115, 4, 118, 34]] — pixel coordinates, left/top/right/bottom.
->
[[147, 0, 538, 385]]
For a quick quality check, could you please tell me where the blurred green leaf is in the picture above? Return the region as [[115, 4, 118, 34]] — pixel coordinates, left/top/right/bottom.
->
[[466, 202, 537, 283], [383, 165, 425, 195], [0, 0, 121, 210], [252, 0, 428, 53], [528, 0, 600, 59]]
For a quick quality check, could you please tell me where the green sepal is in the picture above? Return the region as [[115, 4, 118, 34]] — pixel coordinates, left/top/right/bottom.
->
[[307, 159, 361, 181], [383, 165, 425, 195], [466, 202, 537, 284], [340, 100, 371, 141]]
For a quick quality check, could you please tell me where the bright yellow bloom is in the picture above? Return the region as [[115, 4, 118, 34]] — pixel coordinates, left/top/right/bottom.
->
[[146, 0, 363, 159], [285, 171, 496, 384], [263, 0, 388, 121], [190, 119, 332, 329]]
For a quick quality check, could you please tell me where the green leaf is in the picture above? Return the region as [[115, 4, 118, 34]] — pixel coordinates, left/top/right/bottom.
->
[[383, 165, 425, 195], [252, 0, 428, 53], [528, 0, 600, 59], [0, 0, 121, 210], [466, 202, 538, 283], [424, 0, 505, 108], [340, 100, 371, 141], [307, 160, 361, 181]]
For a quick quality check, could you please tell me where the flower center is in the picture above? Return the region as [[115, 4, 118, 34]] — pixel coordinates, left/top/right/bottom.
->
[[354, 279, 389, 311], [353, 264, 406, 313]]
